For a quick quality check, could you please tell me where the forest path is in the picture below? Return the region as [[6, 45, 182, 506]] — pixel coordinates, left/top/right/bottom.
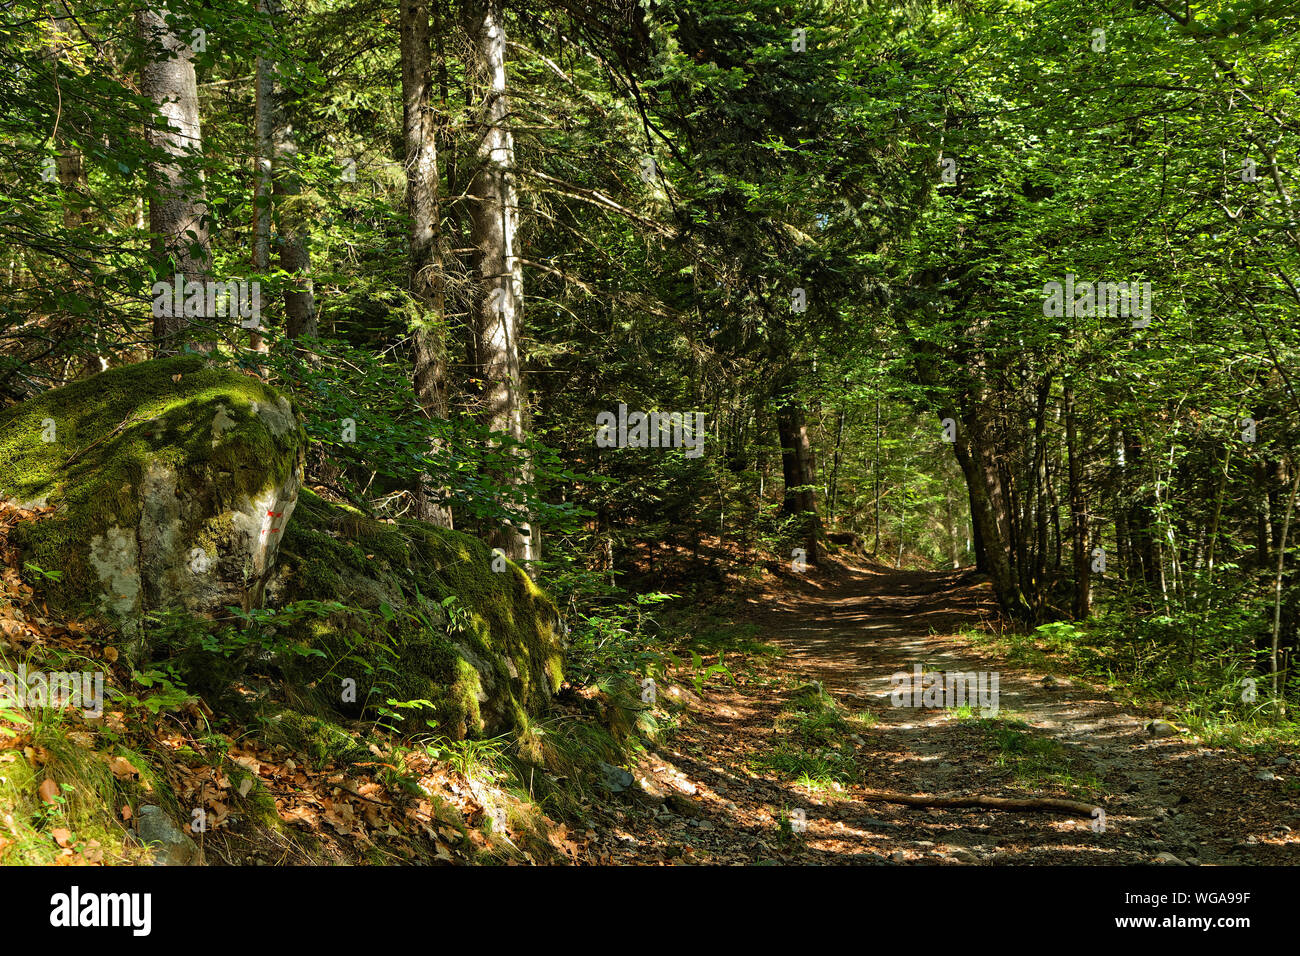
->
[[591, 559, 1300, 865]]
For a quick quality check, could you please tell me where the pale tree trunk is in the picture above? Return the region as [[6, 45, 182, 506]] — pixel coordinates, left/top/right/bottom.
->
[[255, 0, 317, 347], [402, 0, 454, 529], [946, 487, 959, 569], [828, 407, 845, 522], [873, 397, 882, 556], [468, 0, 532, 565], [48, 7, 88, 230], [138, 4, 211, 353]]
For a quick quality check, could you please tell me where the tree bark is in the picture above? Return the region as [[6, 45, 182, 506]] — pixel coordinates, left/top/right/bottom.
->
[[402, 0, 454, 529], [48, 7, 103, 376], [828, 406, 845, 523], [1123, 427, 1160, 587], [467, 0, 532, 563], [1271, 462, 1299, 703], [138, 4, 211, 353], [256, 0, 317, 345], [252, 4, 274, 354], [950, 406, 1030, 618], [873, 397, 882, 556]]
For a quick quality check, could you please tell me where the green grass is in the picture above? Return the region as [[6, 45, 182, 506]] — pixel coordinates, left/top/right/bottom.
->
[[427, 733, 510, 779], [1180, 714, 1300, 754], [750, 681, 871, 789], [751, 742, 857, 791], [964, 714, 1103, 797]]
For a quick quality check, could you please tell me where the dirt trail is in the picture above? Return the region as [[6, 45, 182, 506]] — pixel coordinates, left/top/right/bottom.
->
[[592, 560, 1300, 865]]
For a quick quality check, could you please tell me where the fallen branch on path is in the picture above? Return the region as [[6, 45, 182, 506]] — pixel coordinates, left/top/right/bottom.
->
[[855, 789, 1100, 818]]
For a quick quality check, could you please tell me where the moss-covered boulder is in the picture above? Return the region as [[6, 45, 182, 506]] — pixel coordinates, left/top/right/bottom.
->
[[0, 356, 564, 736], [0, 356, 305, 638], [268, 491, 564, 738]]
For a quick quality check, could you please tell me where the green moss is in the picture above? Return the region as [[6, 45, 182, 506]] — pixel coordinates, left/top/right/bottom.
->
[[271, 490, 563, 738], [258, 710, 370, 771], [0, 356, 306, 621]]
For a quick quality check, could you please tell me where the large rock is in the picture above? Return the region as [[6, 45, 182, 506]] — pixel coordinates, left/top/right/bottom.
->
[[0, 356, 564, 736], [267, 490, 565, 738], [0, 355, 305, 639]]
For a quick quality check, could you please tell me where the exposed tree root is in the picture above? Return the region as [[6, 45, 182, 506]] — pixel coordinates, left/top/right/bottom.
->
[[855, 789, 1100, 818]]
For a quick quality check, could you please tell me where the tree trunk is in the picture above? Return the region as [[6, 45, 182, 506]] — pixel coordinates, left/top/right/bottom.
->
[[1123, 427, 1159, 587], [402, 0, 454, 529], [776, 396, 820, 563], [467, 0, 532, 564], [828, 406, 845, 523], [138, 4, 211, 353], [1256, 458, 1274, 570], [951, 407, 1029, 618], [1271, 462, 1299, 703], [946, 487, 959, 569], [873, 397, 882, 556], [252, 4, 274, 354], [1031, 378, 1051, 606], [255, 0, 317, 345], [968, 477, 987, 572], [1065, 383, 1091, 619], [48, 8, 102, 376]]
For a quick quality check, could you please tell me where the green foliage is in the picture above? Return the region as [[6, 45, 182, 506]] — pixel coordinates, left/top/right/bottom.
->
[[566, 591, 676, 687]]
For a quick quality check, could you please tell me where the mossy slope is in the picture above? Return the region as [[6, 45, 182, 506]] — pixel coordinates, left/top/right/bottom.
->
[[270, 490, 564, 738]]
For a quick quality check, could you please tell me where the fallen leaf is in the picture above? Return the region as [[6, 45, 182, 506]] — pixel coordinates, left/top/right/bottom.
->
[[107, 755, 140, 779], [231, 754, 260, 774], [38, 778, 58, 804], [51, 827, 72, 848]]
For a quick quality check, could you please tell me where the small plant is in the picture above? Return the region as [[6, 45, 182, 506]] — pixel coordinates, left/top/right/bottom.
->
[[116, 668, 198, 716], [688, 650, 734, 695], [22, 562, 62, 583], [430, 733, 510, 779]]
